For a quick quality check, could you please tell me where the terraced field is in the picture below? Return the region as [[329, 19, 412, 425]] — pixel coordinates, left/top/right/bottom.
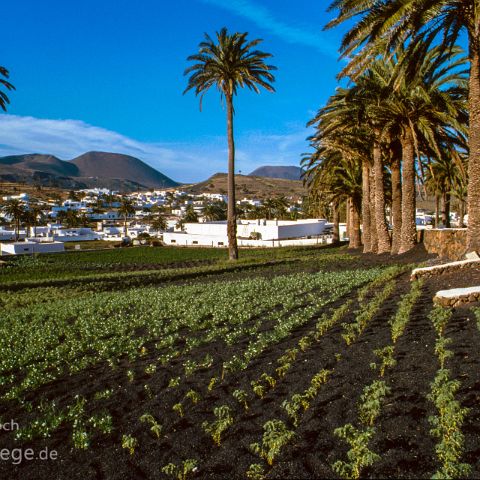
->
[[0, 245, 479, 479]]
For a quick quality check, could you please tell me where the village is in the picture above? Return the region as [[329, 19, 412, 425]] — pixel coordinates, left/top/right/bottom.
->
[[0, 185, 467, 256], [0, 187, 339, 255]]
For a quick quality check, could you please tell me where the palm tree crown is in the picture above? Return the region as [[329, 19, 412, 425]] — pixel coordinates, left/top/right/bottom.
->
[[0, 66, 14, 111], [184, 27, 276, 103]]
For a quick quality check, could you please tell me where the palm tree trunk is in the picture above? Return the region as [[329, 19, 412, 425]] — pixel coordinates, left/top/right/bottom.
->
[[226, 94, 238, 260], [373, 134, 390, 253], [442, 191, 451, 228], [332, 200, 340, 244], [467, 38, 480, 251], [124, 215, 128, 237], [399, 129, 416, 254], [390, 155, 402, 254], [369, 167, 378, 253], [435, 194, 440, 228], [349, 198, 361, 249], [361, 159, 372, 253], [345, 197, 351, 239], [459, 200, 465, 228]]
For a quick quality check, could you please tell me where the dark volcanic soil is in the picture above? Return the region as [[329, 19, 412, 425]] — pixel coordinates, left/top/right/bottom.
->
[[0, 247, 479, 480]]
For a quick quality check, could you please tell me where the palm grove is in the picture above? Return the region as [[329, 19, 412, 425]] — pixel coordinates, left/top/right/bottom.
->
[[185, 2, 479, 260], [303, 1, 478, 255]]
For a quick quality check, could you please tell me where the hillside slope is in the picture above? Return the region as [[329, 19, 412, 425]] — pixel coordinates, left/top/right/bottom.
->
[[184, 172, 305, 198], [249, 165, 303, 181], [70, 152, 178, 188], [0, 152, 179, 191]]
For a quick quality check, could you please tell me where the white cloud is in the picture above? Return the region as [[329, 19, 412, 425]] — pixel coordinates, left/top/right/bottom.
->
[[0, 114, 310, 183]]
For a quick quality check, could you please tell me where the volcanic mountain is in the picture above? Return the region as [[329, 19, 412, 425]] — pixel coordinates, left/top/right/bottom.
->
[[70, 152, 178, 188], [248, 165, 304, 181], [0, 152, 179, 190]]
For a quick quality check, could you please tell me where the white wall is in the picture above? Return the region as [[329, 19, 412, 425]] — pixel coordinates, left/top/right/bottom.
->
[[1, 242, 64, 255]]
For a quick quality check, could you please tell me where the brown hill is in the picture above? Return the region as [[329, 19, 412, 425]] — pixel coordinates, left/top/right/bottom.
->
[[70, 152, 178, 189], [0, 154, 79, 177], [0, 152, 179, 191], [249, 165, 304, 180], [184, 173, 306, 199]]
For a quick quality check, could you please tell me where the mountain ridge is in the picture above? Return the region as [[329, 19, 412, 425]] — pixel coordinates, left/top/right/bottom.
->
[[0, 152, 179, 191], [248, 165, 304, 181]]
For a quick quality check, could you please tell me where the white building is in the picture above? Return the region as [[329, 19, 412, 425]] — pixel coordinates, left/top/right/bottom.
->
[[0, 229, 27, 241], [1, 241, 64, 255], [163, 219, 329, 247]]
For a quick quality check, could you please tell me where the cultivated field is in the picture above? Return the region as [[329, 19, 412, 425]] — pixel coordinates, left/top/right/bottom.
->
[[0, 245, 479, 479]]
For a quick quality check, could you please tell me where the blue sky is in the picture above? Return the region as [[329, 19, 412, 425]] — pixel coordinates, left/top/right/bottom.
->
[[0, 0, 350, 182]]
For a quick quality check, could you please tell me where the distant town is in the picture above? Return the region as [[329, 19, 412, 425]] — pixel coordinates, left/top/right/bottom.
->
[[0, 180, 467, 257]]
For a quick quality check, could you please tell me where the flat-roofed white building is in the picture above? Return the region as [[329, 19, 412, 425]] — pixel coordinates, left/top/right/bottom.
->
[[1, 241, 65, 255], [163, 219, 329, 247]]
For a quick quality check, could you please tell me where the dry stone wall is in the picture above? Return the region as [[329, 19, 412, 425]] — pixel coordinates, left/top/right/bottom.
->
[[422, 228, 467, 260]]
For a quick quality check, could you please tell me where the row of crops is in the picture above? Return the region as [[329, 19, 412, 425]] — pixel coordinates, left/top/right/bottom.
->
[[1, 244, 478, 479]]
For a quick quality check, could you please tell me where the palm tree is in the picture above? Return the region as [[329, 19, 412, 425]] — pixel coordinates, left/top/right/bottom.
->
[[183, 204, 199, 223], [203, 201, 227, 221], [377, 45, 467, 252], [184, 27, 276, 260], [0, 67, 15, 111], [118, 197, 135, 238], [326, 0, 480, 252], [306, 90, 375, 251], [3, 200, 25, 241]]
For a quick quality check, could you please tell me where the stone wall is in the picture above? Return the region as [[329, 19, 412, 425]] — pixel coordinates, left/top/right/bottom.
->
[[410, 259, 480, 281], [434, 287, 480, 308], [422, 228, 467, 260]]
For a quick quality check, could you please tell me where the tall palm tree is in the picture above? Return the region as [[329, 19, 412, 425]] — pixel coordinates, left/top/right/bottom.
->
[[326, 0, 480, 252], [184, 27, 276, 260], [0, 66, 15, 111], [3, 200, 25, 241], [118, 197, 135, 238], [376, 44, 468, 252]]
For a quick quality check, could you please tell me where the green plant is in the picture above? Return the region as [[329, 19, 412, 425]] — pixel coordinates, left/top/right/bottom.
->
[[390, 279, 423, 343], [140, 413, 162, 439], [202, 405, 234, 446], [168, 376, 181, 388], [233, 389, 249, 411], [72, 421, 90, 449], [173, 403, 184, 418], [144, 384, 153, 399], [94, 388, 114, 400], [298, 334, 313, 351], [185, 390, 201, 405], [260, 373, 276, 389], [333, 424, 380, 479], [88, 412, 113, 434], [246, 463, 265, 480], [251, 380, 265, 399], [145, 363, 157, 375], [208, 377, 217, 391], [434, 337, 453, 369], [250, 420, 294, 465], [121, 434, 138, 455], [127, 369, 135, 382], [282, 394, 306, 427], [358, 380, 391, 427], [372, 346, 397, 377], [161, 459, 198, 480], [275, 362, 291, 379], [430, 307, 452, 337]]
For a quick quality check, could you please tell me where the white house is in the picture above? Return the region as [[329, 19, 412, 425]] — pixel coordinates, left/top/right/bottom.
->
[[163, 219, 329, 247], [1, 241, 64, 255]]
